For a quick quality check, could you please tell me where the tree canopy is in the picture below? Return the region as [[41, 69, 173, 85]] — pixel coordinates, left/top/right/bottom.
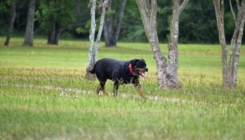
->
[[0, 0, 244, 44]]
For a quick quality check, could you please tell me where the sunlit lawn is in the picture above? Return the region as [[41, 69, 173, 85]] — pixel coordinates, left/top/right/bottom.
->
[[0, 37, 245, 139]]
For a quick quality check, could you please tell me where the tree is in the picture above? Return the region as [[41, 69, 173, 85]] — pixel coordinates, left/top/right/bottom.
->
[[172, 0, 219, 43], [136, 0, 188, 88], [213, 0, 245, 88], [4, 0, 16, 46], [85, 0, 108, 79], [72, 0, 91, 38], [22, 0, 36, 46], [167, 0, 189, 86], [35, 0, 75, 45], [103, 0, 127, 47]]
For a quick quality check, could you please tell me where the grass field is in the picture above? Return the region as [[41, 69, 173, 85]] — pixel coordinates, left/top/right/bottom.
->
[[0, 37, 245, 139]]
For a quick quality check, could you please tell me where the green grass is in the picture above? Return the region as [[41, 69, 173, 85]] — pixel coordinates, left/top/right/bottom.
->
[[0, 37, 245, 139]]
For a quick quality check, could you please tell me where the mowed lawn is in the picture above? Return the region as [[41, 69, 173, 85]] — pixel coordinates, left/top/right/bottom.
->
[[0, 37, 245, 139]]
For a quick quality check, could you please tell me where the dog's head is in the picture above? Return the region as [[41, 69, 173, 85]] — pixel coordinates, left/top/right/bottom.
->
[[130, 59, 148, 77]]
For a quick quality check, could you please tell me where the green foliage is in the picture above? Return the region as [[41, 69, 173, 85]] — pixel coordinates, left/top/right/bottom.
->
[[156, 0, 172, 42], [224, 12, 235, 39], [0, 0, 12, 30], [1, 0, 245, 43], [72, 0, 90, 37], [120, 0, 148, 42], [105, 9, 116, 15], [178, 0, 219, 43], [75, 27, 86, 34], [75, 18, 100, 34], [0, 1, 9, 14], [0, 0, 29, 34], [35, 0, 75, 33]]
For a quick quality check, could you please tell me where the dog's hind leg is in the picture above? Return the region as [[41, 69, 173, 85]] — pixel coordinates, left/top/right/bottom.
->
[[96, 85, 102, 95], [97, 79, 108, 96]]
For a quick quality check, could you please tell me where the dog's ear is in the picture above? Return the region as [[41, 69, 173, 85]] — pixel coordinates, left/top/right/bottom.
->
[[140, 58, 145, 63], [130, 59, 140, 65]]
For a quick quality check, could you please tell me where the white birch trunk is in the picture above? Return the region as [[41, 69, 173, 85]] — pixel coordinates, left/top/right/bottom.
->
[[228, 0, 245, 87], [85, 0, 108, 79], [94, 0, 108, 60], [87, 0, 96, 67]]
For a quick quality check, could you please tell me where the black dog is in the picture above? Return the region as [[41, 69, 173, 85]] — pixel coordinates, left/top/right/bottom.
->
[[89, 58, 148, 99]]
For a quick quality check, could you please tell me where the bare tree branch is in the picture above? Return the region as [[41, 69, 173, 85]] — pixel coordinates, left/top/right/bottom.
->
[[94, 0, 108, 58], [86, 0, 108, 79], [146, 0, 151, 18], [229, 0, 237, 25], [179, 0, 189, 13], [136, 0, 150, 35], [216, 0, 224, 15]]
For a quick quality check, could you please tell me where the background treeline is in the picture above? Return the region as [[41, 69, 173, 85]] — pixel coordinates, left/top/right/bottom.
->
[[0, 0, 244, 44]]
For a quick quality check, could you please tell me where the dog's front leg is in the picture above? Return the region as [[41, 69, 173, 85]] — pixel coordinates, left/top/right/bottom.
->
[[133, 83, 147, 99]]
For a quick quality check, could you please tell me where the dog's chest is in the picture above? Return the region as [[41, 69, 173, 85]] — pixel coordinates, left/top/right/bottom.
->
[[111, 66, 138, 84], [116, 76, 138, 84]]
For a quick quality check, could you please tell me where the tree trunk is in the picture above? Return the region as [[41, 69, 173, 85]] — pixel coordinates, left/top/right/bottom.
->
[[55, 29, 62, 45], [23, 0, 36, 46], [213, 0, 245, 88], [168, 0, 189, 65], [86, 0, 97, 78], [47, 21, 61, 45], [85, 0, 108, 79], [136, 0, 176, 88], [136, 0, 189, 88], [103, 0, 127, 47], [213, 0, 233, 87], [166, 0, 189, 88], [228, 0, 245, 88], [4, 0, 16, 46]]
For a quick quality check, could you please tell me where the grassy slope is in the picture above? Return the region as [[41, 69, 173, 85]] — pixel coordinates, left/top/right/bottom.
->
[[0, 37, 245, 139]]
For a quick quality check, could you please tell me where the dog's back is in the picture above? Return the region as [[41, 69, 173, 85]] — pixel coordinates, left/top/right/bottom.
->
[[90, 58, 127, 80]]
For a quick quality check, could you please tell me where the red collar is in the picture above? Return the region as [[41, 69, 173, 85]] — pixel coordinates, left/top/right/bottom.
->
[[129, 63, 135, 75]]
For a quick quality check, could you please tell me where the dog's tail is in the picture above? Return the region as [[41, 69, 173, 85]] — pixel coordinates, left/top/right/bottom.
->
[[89, 67, 95, 74], [88, 64, 96, 74]]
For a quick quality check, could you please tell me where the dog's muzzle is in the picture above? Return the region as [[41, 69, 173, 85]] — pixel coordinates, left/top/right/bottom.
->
[[139, 67, 148, 77]]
